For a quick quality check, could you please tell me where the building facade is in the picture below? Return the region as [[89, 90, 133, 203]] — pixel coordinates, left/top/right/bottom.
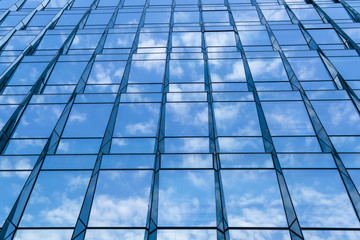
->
[[0, 0, 360, 239]]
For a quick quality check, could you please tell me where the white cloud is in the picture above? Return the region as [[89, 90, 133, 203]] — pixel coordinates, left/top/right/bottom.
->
[[85, 229, 144, 240], [40, 195, 83, 226], [69, 112, 87, 122], [88, 194, 148, 227], [14, 229, 72, 240], [125, 120, 156, 135]]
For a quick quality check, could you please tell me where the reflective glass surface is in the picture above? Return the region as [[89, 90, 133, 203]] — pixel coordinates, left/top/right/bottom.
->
[[0, 0, 360, 239]]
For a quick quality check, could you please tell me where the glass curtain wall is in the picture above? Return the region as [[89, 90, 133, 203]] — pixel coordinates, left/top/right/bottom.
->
[[0, 0, 359, 239]]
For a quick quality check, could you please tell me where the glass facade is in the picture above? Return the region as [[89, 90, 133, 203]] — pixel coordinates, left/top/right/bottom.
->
[[0, 0, 360, 239]]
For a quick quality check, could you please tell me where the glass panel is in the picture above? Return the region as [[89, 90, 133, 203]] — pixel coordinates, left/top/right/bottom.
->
[[114, 103, 161, 137], [158, 170, 216, 226], [62, 104, 113, 137], [284, 170, 360, 227], [214, 102, 261, 136], [20, 171, 90, 227], [312, 100, 360, 135], [166, 103, 208, 136], [222, 170, 287, 227], [88, 170, 152, 227], [262, 101, 315, 136], [248, 58, 288, 82]]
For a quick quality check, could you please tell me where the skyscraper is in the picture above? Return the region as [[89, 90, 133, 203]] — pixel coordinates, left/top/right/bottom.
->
[[0, 0, 360, 239]]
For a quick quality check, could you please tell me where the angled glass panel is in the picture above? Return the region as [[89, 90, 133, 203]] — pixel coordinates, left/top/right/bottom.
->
[[138, 32, 168, 48], [292, 8, 322, 21], [88, 170, 152, 227], [70, 34, 102, 49], [172, 32, 201, 47], [157, 230, 216, 240], [273, 30, 307, 45], [165, 103, 208, 136], [13, 104, 64, 138], [19, 171, 91, 227], [104, 33, 135, 48], [2, 35, 35, 52], [85, 230, 144, 240], [287, 57, 331, 81], [272, 137, 321, 152], [261, 9, 290, 21], [0, 171, 30, 225], [248, 58, 288, 82], [284, 170, 360, 228], [208, 59, 246, 82], [222, 170, 287, 227], [239, 31, 271, 46], [158, 170, 216, 227], [232, 10, 259, 22], [37, 33, 69, 50], [214, 102, 261, 136], [230, 230, 291, 240], [115, 12, 141, 24], [174, 11, 199, 23], [145, 11, 171, 24], [111, 138, 156, 153], [312, 100, 360, 135], [218, 137, 264, 153], [170, 60, 204, 83], [87, 61, 126, 84], [7, 62, 48, 86], [4, 139, 47, 155], [308, 29, 343, 44], [0, 105, 18, 129], [14, 230, 72, 240], [113, 103, 161, 137], [203, 11, 229, 23], [86, 13, 113, 25], [329, 57, 360, 80], [303, 231, 360, 240], [205, 32, 236, 47], [57, 139, 102, 154], [165, 137, 209, 153], [47, 61, 88, 84], [62, 104, 113, 137], [128, 60, 165, 83], [331, 136, 360, 152], [262, 101, 315, 136]]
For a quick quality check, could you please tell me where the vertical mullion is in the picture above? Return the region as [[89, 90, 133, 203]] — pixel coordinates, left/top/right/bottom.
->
[[225, 1, 304, 239], [198, 1, 229, 239], [70, 1, 151, 239], [144, 1, 173, 240]]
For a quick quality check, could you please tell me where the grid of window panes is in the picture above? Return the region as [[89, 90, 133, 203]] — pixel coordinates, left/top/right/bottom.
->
[[1, 0, 360, 239]]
